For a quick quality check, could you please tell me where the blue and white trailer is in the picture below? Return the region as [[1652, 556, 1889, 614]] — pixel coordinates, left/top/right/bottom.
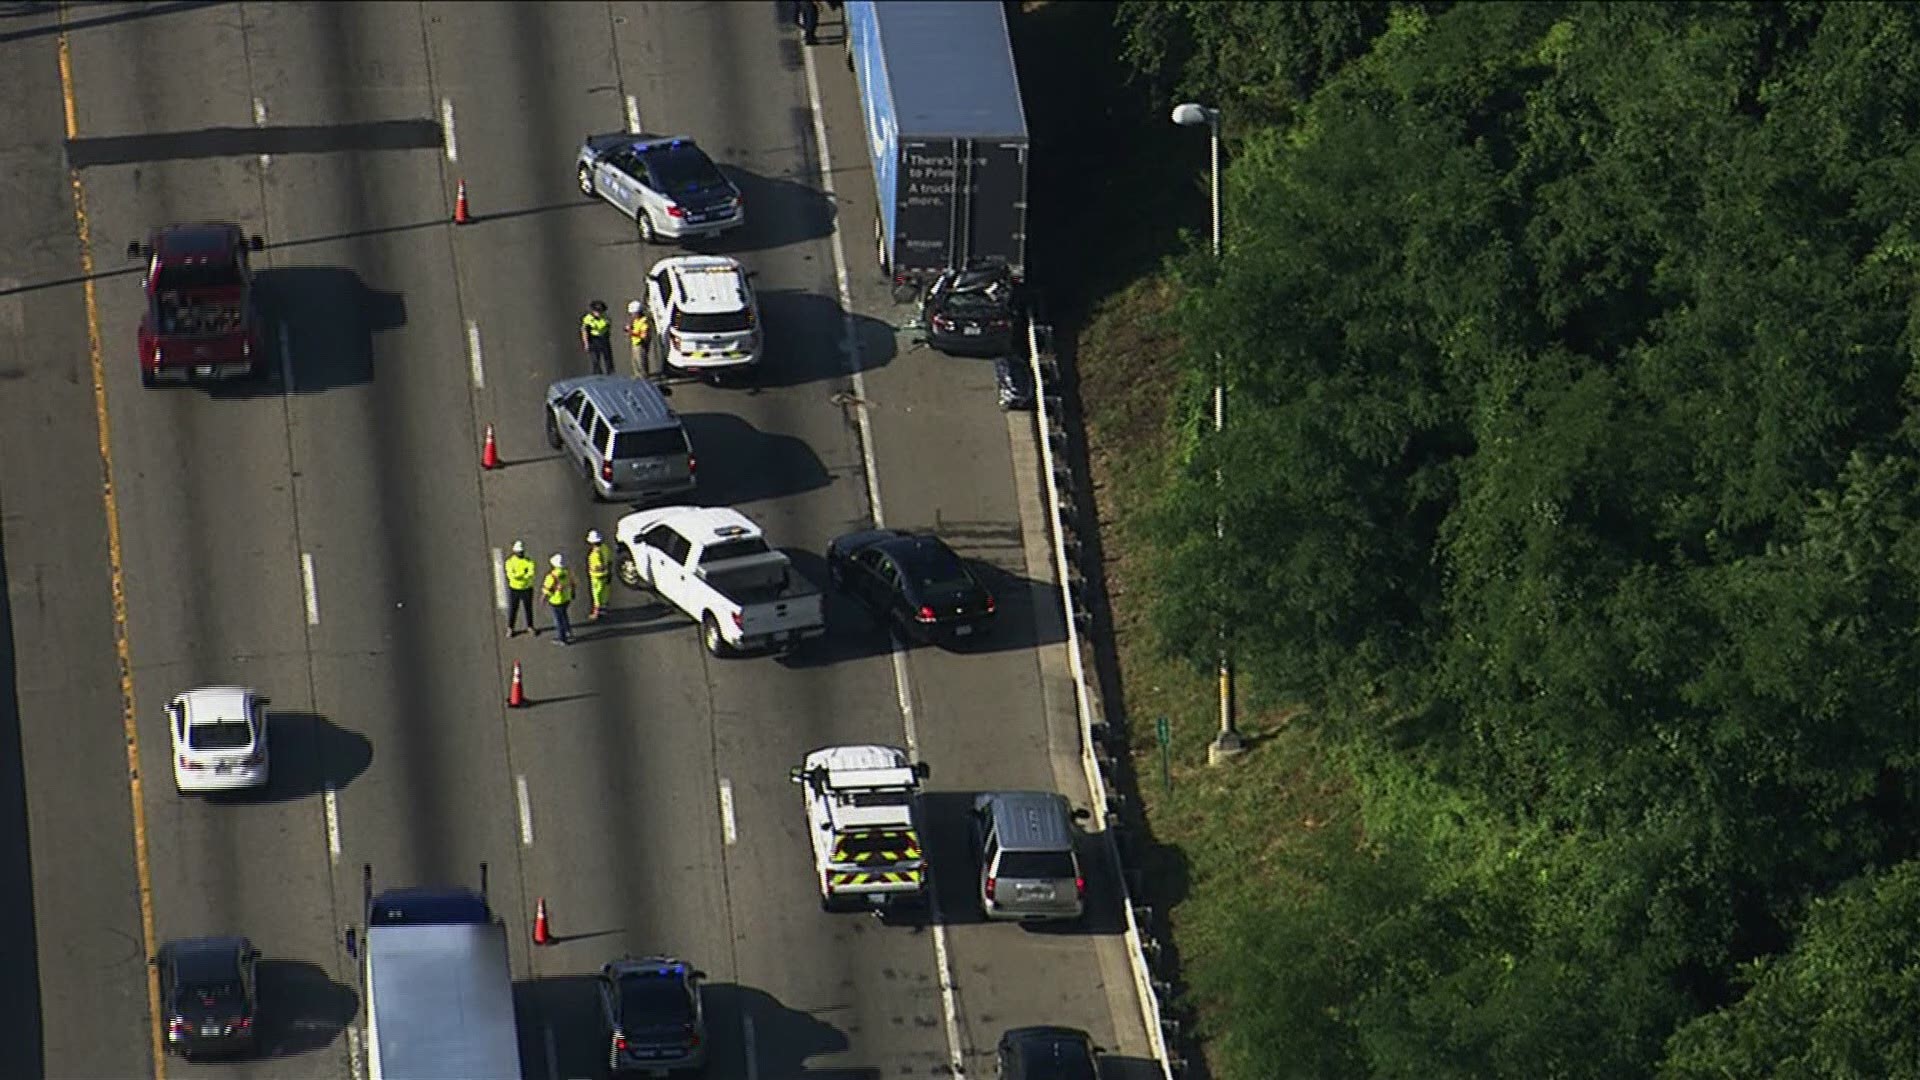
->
[[351, 865, 523, 1080], [845, 0, 1030, 300]]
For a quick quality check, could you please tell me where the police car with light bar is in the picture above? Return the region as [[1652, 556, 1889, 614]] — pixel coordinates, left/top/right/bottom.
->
[[576, 133, 744, 244], [644, 255, 763, 381]]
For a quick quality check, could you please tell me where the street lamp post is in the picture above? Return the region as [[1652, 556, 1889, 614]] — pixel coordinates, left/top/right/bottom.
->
[[1172, 102, 1244, 765]]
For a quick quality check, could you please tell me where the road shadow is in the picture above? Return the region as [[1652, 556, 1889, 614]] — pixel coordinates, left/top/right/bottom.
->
[[743, 288, 896, 388], [203, 267, 403, 398], [1101, 1054, 1171, 1080], [254, 959, 357, 1059], [205, 711, 372, 804], [706, 982, 875, 1079], [915, 791, 988, 928], [67, 119, 442, 169], [514, 972, 599, 1080], [775, 549, 889, 669], [679, 411, 831, 505], [0, 526, 45, 1077], [0, 1, 218, 45], [516, 975, 872, 1080], [574, 602, 686, 644], [692, 165, 835, 253]]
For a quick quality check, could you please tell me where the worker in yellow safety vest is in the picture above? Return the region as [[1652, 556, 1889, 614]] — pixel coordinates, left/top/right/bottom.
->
[[542, 554, 575, 645], [586, 529, 613, 620], [627, 300, 653, 379], [503, 539, 538, 636], [581, 299, 613, 375]]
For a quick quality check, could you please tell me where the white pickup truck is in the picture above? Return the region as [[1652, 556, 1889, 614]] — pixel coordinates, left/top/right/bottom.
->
[[615, 506, 826, 657]]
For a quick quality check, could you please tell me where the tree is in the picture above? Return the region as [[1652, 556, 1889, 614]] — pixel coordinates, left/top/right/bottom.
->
[[1661, 860, 1920, 1079]]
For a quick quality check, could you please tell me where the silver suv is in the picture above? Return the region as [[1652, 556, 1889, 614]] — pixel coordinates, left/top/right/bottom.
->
[[575, 134, 744, 244], [971, 791, 1089, 923], [543, 376, 695, 503]]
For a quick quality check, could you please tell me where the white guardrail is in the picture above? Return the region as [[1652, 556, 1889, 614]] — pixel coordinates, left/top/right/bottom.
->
[[1025, 319, 1181, 1078]]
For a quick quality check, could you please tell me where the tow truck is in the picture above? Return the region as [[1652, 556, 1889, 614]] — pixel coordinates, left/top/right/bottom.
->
[[789, 745, 930, 913], [128, 222, 265, 387]]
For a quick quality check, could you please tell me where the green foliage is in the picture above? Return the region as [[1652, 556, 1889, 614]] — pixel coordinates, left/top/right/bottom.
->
[[1660, 859, 1920, 1080], [1116, 0, 1420, 127], [1123, 0, 1920, 1076]]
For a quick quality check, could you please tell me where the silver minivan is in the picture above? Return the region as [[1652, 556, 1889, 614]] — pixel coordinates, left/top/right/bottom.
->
[[971, 791, 1089, 923], [544, 376, 695, 503]]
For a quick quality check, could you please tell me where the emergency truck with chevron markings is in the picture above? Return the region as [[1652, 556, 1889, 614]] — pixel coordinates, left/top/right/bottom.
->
[[789, 744, 931, 912]]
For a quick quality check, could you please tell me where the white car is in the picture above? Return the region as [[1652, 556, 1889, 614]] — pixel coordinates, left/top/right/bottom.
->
[[644, 255, 762, 380], [168, 687, 269, 794]]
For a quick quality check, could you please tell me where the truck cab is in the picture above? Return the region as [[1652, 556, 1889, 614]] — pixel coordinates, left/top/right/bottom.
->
[[128, 223, 266, 388], [788, 745, 930, 913]]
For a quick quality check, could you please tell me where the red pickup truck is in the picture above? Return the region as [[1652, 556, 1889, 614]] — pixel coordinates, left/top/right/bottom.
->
[[127, 223, 265, 387]]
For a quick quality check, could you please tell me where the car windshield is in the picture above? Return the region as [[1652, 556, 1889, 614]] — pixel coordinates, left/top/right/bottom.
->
[[674, 310, 753, 334], [645, 147, 725, 195], [998, 850, 1077, 879], [609, 429, 687, 460], [939, 291, 1007, 315], [156, 264, 242, 291], [188, 720, 253, 751], [618, 974, 694, 1031], [705, 537, 772, 563]]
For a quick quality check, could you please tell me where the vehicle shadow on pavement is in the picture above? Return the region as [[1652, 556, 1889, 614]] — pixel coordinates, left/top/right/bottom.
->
[[214, 711, 371, 803], [695, 164, 837, 254], [254, 959, 357, 1059], [1100, 1055, 1170, 1080], [680, 411, 832, 505], [775, 549, 885, 669], [515, 975, 874, 1080], [208, 267, 404, 398], [742, 288, 898, 388], [707, 982, 878, 1080], [0, 527, 45, 1078]]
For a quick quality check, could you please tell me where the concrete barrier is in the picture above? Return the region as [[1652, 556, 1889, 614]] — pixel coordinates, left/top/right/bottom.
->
[[1025, 318, 1179, 1079]]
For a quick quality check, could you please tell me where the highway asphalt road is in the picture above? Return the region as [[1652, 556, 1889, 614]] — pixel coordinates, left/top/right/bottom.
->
[[0, 3, 1157, 1078]]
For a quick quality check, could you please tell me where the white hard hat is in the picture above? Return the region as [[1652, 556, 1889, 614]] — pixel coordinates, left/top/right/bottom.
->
[[586, 529, 603, 544], [550, 554, 565, 568], [627, 300, 643, 315], [510, 540, 526, 554]]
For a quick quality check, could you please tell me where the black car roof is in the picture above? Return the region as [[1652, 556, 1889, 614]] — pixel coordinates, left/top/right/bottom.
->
[[1004, 1025, 1097, 1072], [877, 534, 963, 571], [165, 936, 249, 982]]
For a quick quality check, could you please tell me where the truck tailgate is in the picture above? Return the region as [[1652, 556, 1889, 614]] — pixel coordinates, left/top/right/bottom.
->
[[739, 589, 825, 640]]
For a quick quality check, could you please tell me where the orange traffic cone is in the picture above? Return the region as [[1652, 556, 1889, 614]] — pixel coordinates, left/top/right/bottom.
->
[[507, 660, 526, 708], [482, 423, 500, 470], [532, 897, 553, 945], [454, 179, 472, 225]]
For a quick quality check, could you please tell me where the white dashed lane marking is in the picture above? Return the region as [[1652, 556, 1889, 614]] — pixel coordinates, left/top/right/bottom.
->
[[301, 552, 319, 626], [516, 775, 534, 847], [440, 96, 459, 162]]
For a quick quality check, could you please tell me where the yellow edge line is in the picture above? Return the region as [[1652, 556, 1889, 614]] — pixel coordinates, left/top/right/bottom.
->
[[57, 23, 166, 1080]]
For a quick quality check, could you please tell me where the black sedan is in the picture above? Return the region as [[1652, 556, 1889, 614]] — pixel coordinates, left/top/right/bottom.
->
[[827, 529, 996, 644], [156, 936, 260, 1061], [995, 1025, 1102, 1080], [920, 264, 1019, 356], [599, 956, 708, 1076]]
